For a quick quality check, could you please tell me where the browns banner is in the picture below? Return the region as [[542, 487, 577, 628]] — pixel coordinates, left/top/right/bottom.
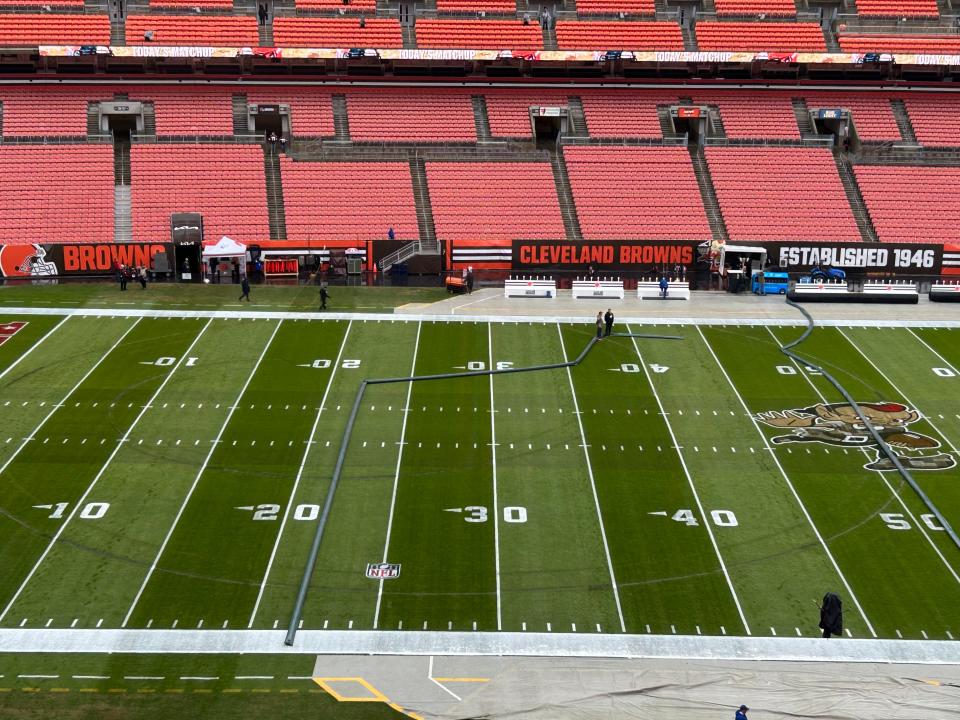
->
[[512, 240, 698, 271], [0, 243, 175, 278], [767, 242, 943, 275]]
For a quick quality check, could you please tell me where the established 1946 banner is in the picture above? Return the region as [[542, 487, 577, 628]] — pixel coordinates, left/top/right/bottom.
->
[[0, 243, 175, 278], [769, 242, 942, 275], [512, 240, 698, 271]]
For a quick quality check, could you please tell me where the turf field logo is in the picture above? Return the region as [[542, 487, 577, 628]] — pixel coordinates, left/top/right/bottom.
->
[[757, 401, 956, 472], [0, 244, 58, 278], [365, 563, 401, 580]]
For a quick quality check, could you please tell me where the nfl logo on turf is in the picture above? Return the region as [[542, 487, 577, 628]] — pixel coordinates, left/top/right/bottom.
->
[[366, 563, 401, 580]]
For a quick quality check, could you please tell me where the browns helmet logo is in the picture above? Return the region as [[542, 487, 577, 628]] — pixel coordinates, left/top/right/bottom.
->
[[757, 401, 955, 471], [0, 244, 58, 278]]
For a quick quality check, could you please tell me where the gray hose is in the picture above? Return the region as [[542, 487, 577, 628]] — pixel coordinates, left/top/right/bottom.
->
[[284, 330, 681, 645], [783, 299, 960, 553]]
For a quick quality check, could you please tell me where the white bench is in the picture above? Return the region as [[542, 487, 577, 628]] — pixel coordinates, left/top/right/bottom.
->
[[930, 282, 960, 302], [504, 278, 556, 298], [863, 282, 918, 297], [572, 279, 624, 300], [637, 281, 690, 300], [792, 281, 848, 296]]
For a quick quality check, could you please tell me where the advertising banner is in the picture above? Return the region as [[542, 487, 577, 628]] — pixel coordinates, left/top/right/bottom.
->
[[768, 242, 942, 275], [0, 243, 175, 278], [512, 240, 698, 271]]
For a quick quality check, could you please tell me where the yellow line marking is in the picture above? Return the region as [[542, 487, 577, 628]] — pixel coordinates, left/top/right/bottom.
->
[[222, 688, 242, 693], [432, 677, 489, 683], [22, 688, 39, 693], [251, 688, 271, 694], [50, 688, 70, 693], [137, 688, 156, 694], [79, 688, 98, 694], [108, 688, 127, 694], [313, 677, 424, 720]]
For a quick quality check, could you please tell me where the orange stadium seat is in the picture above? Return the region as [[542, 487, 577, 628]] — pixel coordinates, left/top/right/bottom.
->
[[0, 87, 105, 136], [125, 15, 259, 46], [131, 145, 269, 243], [279, 159, 419, 242], [578, 91, 677, 138], [0, 0, 83, 5], [0, 14, 110, 46], [0, 145, 113, 243], [852, 0, 939, 17], [346, 89, 476, 141], [246, 88, 336, 136], [414, 19, 543, 48], [803, 92, 902, 141], [564, 146, 712, 240], [713, 0, 797, 16], [902, 95, 960, 147], [484, 90, 575, 137], [706, 147, 860, 242], [690, 90, 799, 139], [295, 0, 377, 9], [855, 166, 960, 243], [555, 20, 684, 50], [273, 17, 403, 47], [435, 0, 518, 12], [150, 0, 233, 9], [132, 86, 234, 136], [838, 34, 960, 53], [695, 21, 826, 51], [574, 0, 656, 14], [426, 162, 565, 242]]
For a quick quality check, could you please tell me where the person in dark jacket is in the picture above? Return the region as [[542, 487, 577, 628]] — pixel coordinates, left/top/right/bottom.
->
[[819, 592, 843, 638], [603, 309, 614, 337], [319, 286, 329, 310], [118, 265, 127, 291], [735, 704, 749, 720], [239, 276, 251, 302], [595, 312, 603, 339], [659, 275, 669, 298]]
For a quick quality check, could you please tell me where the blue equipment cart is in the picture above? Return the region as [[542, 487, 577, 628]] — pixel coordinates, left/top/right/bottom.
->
[[752, 271, 788, 295]]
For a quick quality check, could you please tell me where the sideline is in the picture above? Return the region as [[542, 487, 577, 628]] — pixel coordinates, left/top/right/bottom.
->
[[1, 628, 958, 664], [1, 305, 959, 327]]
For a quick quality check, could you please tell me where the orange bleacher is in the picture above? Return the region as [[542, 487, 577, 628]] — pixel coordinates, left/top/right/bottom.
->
[[131, 145, 269, 243], [125, 15, 259, 46], [273, 17, 403, 47], [691, 91, 799, 139], [555, 20, 684, 50], [279, 159, 419, 243], [564, 146, 712, 240], [295, 0, 377, 9], [346, 89, 476, 141], [706, 147, 860, 242], [0, 14, 110, 46], [695, 21, 826, 51], [902, 95, 960, 147], [574, 0, 656, 14], [426, 162, 565, 242], [714, 0, 797, 16], [0, 0, 82, 4], [803, 92, 902, 142], [149, 0, 233, 9], [247, 88, 336, 137], [855, 165, 960, 244], [415, 19, 543, 48], [484, 90, 575, 137], [838, 34, 960, 53], [852, 0, 939, 17], [0, 145, 113, 244], [578, 91, 676, 138], [134, 86, 234, 136], [0, 87, 104, 136], [435, 0, 518, 12]]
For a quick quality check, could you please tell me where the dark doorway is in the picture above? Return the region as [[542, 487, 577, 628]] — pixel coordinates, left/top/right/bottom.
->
[[533, 115, 562, 146]]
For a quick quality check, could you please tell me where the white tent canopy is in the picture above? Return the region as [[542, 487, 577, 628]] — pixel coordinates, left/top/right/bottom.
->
[[201, 236, 247, 259]]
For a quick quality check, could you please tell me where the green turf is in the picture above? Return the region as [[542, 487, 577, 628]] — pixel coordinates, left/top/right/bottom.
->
[[0, 282, 447, 313], [1, 314, 959, 640]]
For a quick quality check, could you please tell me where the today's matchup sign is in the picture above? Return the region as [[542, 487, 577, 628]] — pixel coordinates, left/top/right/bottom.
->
[[512, 240, 698, 271]]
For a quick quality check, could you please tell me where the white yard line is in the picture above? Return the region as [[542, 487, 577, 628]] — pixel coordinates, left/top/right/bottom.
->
[[248, 321, 354, 627], [0, 318, 140, 486], [697, 326, 878, 637], [0, 315, 70, 384], [122, 320, 283, 627], [627, 325, 750, 636], [836, 327, 960, 584], [556, 324, 626, 633], [0, 318, 211, 623], [373, 322, 422, 629], [906, 327, 960, 376], [428, 656, 462, 701], [487, 322, 503, 631], [450, 293, 498, 315]]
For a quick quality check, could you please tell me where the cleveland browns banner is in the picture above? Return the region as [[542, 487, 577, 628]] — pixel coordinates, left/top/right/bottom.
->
[[0, 243, 175, 278], [512, 240, 698, 271]]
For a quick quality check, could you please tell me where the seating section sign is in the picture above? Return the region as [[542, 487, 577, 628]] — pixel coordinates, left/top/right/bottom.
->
[[0, 243, 175, 278]]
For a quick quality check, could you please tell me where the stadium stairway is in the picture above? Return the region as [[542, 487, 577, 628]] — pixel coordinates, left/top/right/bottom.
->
[[550, 147, 584, 242], [259, 17, 274, 46], [332, 94, 351, 142], [409, 157, 438, 244], [891, 98, 919, 144], [821, 21, 840, 52], [114, 123, 132, 242], [142, 102, 157, 137], [681, 20, 697, 51], [707, 105, 726, 138], [567, 97, 588, 136], [232, 94, 249, 137], [472, 95, 493, 142], [542, 17, 558, 50], [657, 105, 675, 136], [792, 97, 816, 136], [263, 145, 288, 240], [86, 101, 101, 137], [689, 147, 729, 243], [833, 149, 879, 243]]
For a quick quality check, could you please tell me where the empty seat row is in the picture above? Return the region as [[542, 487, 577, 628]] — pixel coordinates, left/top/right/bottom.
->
[[0, 14, 110, 46], [696, 21, 826, 51], [839, 33, 960, 53], [903, 96, 960, 147], [574, 0, 656, 15], [125, 15, 259, 46], [855, 165, 960, 243], [713, 0, 797, 16], [273, 17, 403, 47], [346, 90, 476, 141], [435, 0, 518, 12], [852, 0, 939, 17], [295, 0, 377, 10], [415, 19, 542, 48], [555, 20, 684, 50]]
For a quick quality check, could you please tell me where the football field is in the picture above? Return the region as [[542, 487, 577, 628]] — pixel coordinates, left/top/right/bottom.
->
[[0, 313, 959, 642]]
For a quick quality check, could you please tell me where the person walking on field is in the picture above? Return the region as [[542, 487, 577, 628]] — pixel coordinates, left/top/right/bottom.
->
[[603, 308, 614, 337], [239, 276, 251, 302], [319, 286, 330, 310], [595, 312, 604, 340], [138, 266, 148, 290]]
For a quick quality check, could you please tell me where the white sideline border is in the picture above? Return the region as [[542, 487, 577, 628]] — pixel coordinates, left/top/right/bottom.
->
[[1, 629, 959, 664], [3, 305, 960, 328]]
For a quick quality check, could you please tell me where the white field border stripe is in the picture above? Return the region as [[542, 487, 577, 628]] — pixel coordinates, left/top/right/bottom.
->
[[373, 322, 422, 629], [248, 320, 353, 627], [768, 327, 960, 588], [0, 318, 140, 483], [0, 318, 212, 623], [122, 319, 284, 627], [836, 327, 960, 584], [627, 325, 750, 636], [698, 326, 877, 637], [556, 323, 626, 633], [488, 322, 502, 631], [0, 315, 70, 384]]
